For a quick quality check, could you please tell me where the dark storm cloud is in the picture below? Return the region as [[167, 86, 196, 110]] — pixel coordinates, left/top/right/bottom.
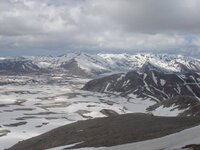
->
[[0, 0, 200, 56], [94, 0, 200, 34]]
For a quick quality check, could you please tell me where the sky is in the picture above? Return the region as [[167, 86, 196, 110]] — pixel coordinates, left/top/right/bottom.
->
[[0, 0, 200, 57]]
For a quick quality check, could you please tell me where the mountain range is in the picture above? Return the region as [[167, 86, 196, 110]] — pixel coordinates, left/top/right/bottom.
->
[[2, 53, 200, 150], [1, 53, 200, 116], [0, 53, 200, 76]]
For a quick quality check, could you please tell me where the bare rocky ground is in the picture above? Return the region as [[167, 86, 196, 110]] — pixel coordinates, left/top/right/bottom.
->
[[183, 144, 200, 150], [7, 113, 200, 150]]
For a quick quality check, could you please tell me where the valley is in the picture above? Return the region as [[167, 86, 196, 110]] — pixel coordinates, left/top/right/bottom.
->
[[0, 53, 200, 150], [1, 1, 200, 149]]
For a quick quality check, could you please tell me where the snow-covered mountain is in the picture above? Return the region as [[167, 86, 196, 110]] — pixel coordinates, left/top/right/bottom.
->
[[0, 57, 40, 74], [0, 53, 200, 76], [83, 62, 200, 100], [82, 59, 200, 116], [97, 53, 200, 73]]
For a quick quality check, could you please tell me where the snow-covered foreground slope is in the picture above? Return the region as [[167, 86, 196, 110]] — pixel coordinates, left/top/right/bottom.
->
[[8, 112, 200, 150], [47, 125, 200, 150], [100, 125, 200, 150]]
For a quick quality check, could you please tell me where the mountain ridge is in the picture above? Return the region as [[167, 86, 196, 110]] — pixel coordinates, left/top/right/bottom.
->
[[0, 53, 199, 76]]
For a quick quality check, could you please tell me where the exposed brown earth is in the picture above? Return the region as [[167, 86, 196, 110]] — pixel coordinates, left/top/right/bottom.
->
[[7, 113, 200, 150]]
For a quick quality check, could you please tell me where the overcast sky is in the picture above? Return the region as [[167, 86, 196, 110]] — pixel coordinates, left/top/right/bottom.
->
[[0, 0, 200, 57]]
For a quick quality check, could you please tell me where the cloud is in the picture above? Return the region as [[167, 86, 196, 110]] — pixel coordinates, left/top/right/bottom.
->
[[193, 37, 200, 47], [88, 0, 200, 34], [0, 0, 200, 57]]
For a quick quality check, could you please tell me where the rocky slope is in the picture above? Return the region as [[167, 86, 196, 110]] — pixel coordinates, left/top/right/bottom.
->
[[82, 63, 200, 101], [82, 61, 200, 116], [7, 113, 200, 150]]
